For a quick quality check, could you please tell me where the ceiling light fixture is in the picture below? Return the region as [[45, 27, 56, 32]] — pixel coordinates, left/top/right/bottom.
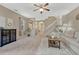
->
[[39, 8, 44, 14], [33, 3, 50, 14]]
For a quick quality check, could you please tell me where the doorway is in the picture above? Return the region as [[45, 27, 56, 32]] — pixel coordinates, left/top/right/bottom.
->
[[34, 21, 44, 35]]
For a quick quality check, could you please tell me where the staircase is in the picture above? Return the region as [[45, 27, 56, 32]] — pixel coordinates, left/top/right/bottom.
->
[[45, 20, 57, 35], [44, 18, 79, 54]]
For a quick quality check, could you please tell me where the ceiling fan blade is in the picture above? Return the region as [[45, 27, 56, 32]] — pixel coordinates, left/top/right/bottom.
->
[[33, 8, 39, 11], [33, 4, 41, 7], [44, 8, 50, 11], [44, 3, 49, 7]]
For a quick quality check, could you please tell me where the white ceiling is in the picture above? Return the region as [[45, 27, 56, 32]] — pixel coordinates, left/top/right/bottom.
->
[[1, 3, 79, 20]]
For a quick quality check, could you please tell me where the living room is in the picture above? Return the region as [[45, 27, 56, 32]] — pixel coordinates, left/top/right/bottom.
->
[[0, 2, 79, 56]]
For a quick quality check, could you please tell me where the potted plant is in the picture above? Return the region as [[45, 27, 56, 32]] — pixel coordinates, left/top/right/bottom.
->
[[26, 28, 31, 37]]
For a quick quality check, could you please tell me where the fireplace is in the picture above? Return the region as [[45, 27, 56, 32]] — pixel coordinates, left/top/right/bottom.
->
[[0, 29, 16, 47]]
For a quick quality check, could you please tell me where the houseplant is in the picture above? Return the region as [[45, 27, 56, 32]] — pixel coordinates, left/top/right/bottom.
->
[[26, 28, 31, 37]]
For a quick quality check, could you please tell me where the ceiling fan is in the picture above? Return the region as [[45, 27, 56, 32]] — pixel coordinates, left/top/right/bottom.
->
[[33, 3, 50, 14]]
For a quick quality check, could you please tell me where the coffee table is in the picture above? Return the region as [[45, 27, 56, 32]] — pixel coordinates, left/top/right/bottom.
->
[[48, 36, 61, 49]]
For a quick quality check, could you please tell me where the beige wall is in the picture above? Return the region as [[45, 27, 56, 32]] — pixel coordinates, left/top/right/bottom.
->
[[62, 7, 79, 32], [0, 5, 29, 39]]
